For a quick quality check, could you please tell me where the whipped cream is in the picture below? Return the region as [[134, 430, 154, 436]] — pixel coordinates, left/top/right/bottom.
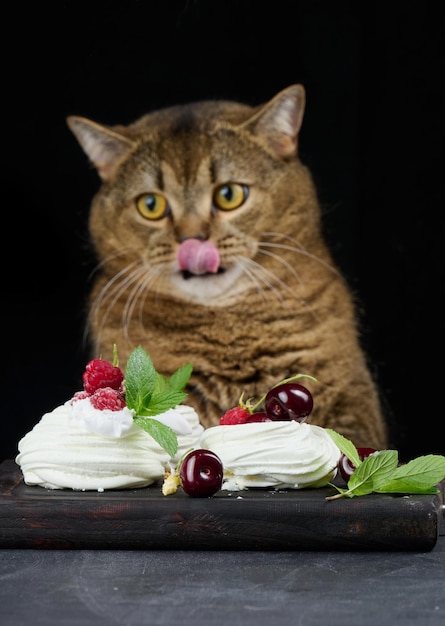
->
[[69, 397, 135, 438], [166, 405, 204, 465], [16, 400, 204, 491], [199, 421, 341, 491]]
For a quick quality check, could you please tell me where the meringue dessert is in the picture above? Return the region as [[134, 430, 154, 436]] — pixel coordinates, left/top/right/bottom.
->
[[15, 345, 203, 491], [16, 400, 203, 491], [199, 420, 341, 491]]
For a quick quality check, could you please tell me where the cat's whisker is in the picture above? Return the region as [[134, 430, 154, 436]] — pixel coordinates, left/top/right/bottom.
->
[[233, 257, 278, 301], [121, 270, 151, 344], [136, 270, 165, 324], [86, 247, 134, 281], [87, 247, 167, 349], [82, 251, 133, 345], [259, 232, 340, 277], [122, 267, 163, 342], [250, 250, 322, 318], [89, 263, 146, 348], [90, 259, 141, 315], [244, 255, 311, 307], [256, 246, 303, 288], [236, 254, 291, 301], [89, 262, 140, 325], [83, 264, 131, 347]]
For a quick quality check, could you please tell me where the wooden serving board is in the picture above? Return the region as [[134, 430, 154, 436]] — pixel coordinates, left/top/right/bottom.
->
[[1, 460, 443, 551]]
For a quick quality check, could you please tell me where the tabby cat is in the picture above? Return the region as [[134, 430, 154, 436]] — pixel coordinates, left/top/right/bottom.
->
[[67, 84, 388, 449]]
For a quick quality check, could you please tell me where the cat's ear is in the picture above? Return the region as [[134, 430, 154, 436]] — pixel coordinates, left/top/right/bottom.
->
[[67, 116, 135, 181], [243, 84, 305, 158]]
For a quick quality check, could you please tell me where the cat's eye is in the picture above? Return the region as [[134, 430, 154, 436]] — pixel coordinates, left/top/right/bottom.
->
[[136, 193, 170, 220], [213, 183, 249, 211]]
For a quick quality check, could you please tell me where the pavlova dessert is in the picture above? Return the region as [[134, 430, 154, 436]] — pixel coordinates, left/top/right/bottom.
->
[[199, 422, 340, 491], [195, 377, 445, 500], [198, 377, 341, 491], [16, 346, 203, 491]]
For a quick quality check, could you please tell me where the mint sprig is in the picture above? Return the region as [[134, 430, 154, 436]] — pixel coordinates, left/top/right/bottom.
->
[[326, 429, 445, 500], [124, 345, 193, 458]]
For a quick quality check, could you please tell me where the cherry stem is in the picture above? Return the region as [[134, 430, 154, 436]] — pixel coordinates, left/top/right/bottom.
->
[[112, 343, 119, 368], [173, 447, 194, 473]]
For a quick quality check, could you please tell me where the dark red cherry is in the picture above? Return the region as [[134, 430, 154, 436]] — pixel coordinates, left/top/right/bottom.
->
[[265, 383, 313, 422], [179, 449, 223, 497], [338, 447, 377, 482], [245, 412, 273, 423]]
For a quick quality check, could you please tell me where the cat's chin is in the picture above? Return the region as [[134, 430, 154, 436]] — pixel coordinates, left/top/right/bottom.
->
[[168, 266, 248, 305]]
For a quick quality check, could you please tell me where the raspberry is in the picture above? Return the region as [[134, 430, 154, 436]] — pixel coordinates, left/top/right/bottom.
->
[[89, 387, 126, 411], [220, 406, 251, 425], [82, 358, 124, 395], [70, 390, 90, 404]]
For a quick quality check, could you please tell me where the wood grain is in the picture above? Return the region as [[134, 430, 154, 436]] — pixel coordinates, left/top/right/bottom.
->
[[1, 460, 443, 551]]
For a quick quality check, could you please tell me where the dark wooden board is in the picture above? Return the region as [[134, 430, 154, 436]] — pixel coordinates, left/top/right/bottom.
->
[[1, 460, 443, 551]]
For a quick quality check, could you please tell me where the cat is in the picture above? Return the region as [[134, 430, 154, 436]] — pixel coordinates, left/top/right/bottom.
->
[[67, 84, 388, 449]]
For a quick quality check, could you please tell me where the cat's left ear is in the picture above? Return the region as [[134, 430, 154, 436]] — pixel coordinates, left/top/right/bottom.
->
[[243, 84, 305, 158], [67, 116, 136, 181]]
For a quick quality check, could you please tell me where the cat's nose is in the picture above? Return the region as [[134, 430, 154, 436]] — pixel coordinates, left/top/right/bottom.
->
[[174, 214, 210, 242]]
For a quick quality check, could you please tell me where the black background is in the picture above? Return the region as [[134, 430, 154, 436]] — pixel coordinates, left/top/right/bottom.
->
[[2, 1, 444, 462]]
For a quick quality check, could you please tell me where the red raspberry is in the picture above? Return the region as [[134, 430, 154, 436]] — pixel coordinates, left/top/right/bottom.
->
[[89, 387, 126, 411], [70, 390, 90, 404], [82, 358, 124, 395], [220, 406, 251, 425]]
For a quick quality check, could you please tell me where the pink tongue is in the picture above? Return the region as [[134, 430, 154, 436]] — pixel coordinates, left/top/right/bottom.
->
[[177, 239, 220, 275]]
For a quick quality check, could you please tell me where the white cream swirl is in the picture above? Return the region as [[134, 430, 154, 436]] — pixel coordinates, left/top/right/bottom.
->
[[15, 404, 170, 490], [166, 405, 205, 465], [199, 421, 341, 491]]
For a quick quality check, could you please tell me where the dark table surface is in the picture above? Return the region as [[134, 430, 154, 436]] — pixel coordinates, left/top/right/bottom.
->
[[1, 532, 444, 626]]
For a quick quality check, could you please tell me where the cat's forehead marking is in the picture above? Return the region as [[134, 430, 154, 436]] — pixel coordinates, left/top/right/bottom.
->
[[155, 104, 243, 186], [161, 157, 212, 197], [160, 140, 213, 188]]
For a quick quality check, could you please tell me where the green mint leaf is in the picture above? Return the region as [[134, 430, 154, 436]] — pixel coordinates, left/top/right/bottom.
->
[[153, 364, 192, 396], [124, 345, 156, 414], [326, 428, 361, 467], [137, 391, 188, 416], [375, 455, 445, 493], [325, 429, 445, 501], [391, 454, 445, 485], [347, 450, 399, 497], [153, 372, 170, 394], [134, 417, 178, 458], [375, 480, 439, 495], [169, 362, 193, 392]]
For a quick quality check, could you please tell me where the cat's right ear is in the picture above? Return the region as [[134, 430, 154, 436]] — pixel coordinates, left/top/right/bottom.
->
[[243, 84, 306, 158], [66, 116, 135, 181]]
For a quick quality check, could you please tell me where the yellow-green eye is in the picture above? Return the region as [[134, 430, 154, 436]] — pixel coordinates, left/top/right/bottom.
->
[[213, 183, 249, 211], [136, 193, 169, 220]]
